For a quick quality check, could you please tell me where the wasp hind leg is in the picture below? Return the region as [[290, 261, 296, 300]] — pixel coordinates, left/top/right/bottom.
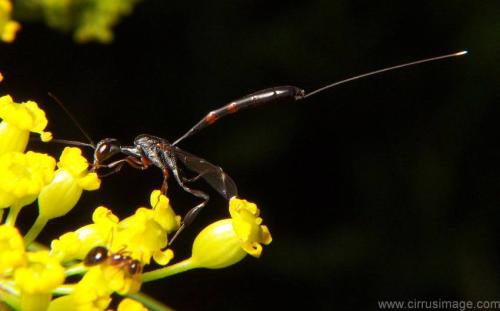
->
[[168, 170, 210, 245]]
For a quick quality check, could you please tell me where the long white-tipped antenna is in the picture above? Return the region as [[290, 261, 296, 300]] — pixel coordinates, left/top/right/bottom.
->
[[304, 50, 468, 99]]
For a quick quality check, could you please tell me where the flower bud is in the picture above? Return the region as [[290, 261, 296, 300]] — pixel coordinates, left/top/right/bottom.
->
[[38, 147, 100, 220], [189, 198, 272, 269]]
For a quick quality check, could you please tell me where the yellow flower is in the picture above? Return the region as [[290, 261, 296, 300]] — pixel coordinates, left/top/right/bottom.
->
[[50, 231, 84, 263], [51, 189, 178, 266], [150, 189, 181, 233], [142, 197, 272, 281], [189, 219, 248, 269], [38, 147, 100, 220], [0, 225, 26, 274], [14, 250, 65, 311], [98, 259, 142, 294], [50, 207, 118, 263], [189, 197, 272, 269], [56, 190, 178, 266], [0, 19, 20, 42], [49, 280, 148, 311], [0, 0, 20, 43], [48, 268, 112, 311], [23, 147, 101, 245], [52, 191, 178, 295], [229, 198, 272, 257], [14, 250, 65, 293], [0, 95, 52, 154], [113, 190, 178, 265], [73, 1, 137, 43], [118, 298, 148, 311], [0, 151, 56, 209]]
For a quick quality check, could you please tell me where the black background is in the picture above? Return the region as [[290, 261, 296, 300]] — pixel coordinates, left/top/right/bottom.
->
[[2, 1, 500, 310]]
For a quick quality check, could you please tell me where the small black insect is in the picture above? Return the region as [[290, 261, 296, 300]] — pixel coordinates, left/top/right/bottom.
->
[[84, 245, 142, 276]]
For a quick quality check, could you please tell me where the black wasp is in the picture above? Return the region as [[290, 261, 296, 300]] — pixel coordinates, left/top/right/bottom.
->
[[53, 51, 466, 242]]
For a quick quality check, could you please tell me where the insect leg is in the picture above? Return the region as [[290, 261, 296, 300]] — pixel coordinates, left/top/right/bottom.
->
[[168, 163, 210, 245], [168, 195, 208, 246], [94, 156, 147, 177], [181, 170, 210, 183], [160, 168, 169, 194]]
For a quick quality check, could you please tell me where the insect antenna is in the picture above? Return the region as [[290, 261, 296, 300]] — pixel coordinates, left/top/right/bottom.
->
[[49, 138, 95, 149], [303, 50, 468, 99], [47, 92, 95, 147]]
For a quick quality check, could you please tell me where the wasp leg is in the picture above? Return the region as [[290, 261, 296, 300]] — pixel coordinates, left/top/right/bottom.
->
[[94, 156, 147, 177], [168, 163, 210, 245], [160, 168, 170, 194], [152, 169, 169, 213], [181, 169, 211, 183], [168, 197, 208, 246]]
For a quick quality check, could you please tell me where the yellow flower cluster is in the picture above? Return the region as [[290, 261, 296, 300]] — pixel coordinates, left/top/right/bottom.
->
[[0, 91, 273, 310], [12, 0, 142, 43], [0, 95, 52, 153], [0, 94, 101, 310], [0, 225, 66, 310], [142, 197, 273, 281], [0, 0, 20, 43]]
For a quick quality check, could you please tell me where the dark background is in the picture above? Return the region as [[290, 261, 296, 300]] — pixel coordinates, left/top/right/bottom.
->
[[2, 1, 500, 310]]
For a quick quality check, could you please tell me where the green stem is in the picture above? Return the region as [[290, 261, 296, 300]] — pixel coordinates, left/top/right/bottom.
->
[[0, 281, 20, 310], [24, 216, 48, 245], [65, 263, 86, 277], [142, 259, 197, 282], [53, 284, 75, 296], [27, 241, 49, 252], [5, 203, 22, 226], [126, 292, 175, 311]]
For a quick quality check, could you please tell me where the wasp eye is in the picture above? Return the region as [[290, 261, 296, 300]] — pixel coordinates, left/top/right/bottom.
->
[[97, 143, 109, 155], [95, 138, 120, 162]]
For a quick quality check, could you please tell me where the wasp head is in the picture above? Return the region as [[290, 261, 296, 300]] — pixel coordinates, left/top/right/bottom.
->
[[93, 138, 122, 168]]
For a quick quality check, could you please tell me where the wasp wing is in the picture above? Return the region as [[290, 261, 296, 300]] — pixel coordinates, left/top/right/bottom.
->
[[173, 146, 238, 200]]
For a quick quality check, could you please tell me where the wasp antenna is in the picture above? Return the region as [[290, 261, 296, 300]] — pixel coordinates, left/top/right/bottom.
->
[[50, 138, 95, 149], [303, 50, 468, 99], [47, 92, 95, 146]]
